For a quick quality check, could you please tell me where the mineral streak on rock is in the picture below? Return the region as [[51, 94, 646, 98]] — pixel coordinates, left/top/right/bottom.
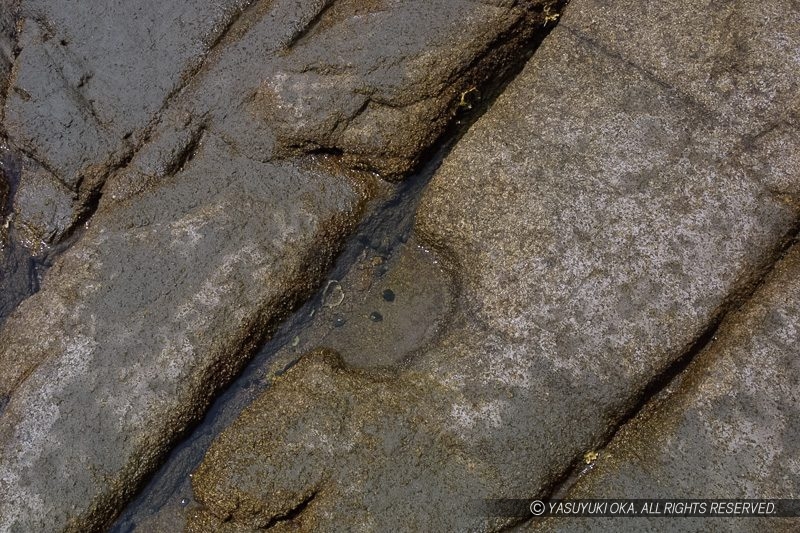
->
[[188, 0, 800, 530], [0, 0, 557, 531]]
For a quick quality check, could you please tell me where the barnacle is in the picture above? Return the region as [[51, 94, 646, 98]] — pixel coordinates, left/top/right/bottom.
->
[[322, 279, 345, 308]]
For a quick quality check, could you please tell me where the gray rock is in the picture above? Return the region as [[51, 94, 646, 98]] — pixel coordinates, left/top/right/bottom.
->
[[188, 0, 800, 530], [0, 142, 39, 326], [0, 0, 553, 530], [3, 0, 248, 231], [533, 245, 800, 533], [0, 236, 37, 325], [0, 140, 368, 532], [11, 152, 77, 250], [2, 0, 545, 251], [0, 0, 18, 120], [0, 2, 19, 247], [563, 0, 800, 139], [105, 0, 546, 189], [256, 0, 543, 177]]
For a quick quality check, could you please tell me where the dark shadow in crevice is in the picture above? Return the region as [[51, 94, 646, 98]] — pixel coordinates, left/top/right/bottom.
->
[[516, 223, 800, 531], [111, 6, 568, 531]]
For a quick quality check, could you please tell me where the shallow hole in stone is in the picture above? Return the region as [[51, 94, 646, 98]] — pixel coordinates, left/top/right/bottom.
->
[[110, 142, 456, 532], [109, 5, 567, 526]]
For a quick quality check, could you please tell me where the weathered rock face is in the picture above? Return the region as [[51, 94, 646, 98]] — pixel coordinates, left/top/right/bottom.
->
[[0, 1, 19, 246], [0, 141, 368, 532], [535, 245, 800, 533], [4, 0, 249, 195], [10, 151, 77, 249], [565, 0, 800, 140], [105, 0, 546, 191], [0, 145, 42, 324], [253, 0, 542, 177], [0, 0, 249, 321], [189, 0, 800, 530], [0, 0, 551, 318], [0, 1, 17, 116], [0, 1, 554, 531]]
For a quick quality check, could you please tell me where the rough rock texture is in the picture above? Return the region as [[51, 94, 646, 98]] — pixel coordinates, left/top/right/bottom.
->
[[0, 0, 18, 119], [2, 0, 547, 239], [9, 150, 78, 249], [534, 245, 800, 533], [0, 236, 37, 323], [0, 142, 367, 532], [0, 1, 552, 531], [105, 0, 548, 193], [0, 3, 21, 315], [189, 0, 800, 530], [0, 144, 41, 325], [4, 0, 248, 202], [0, 0, 248, 322], [251, 0, 544, 177], [565, 0, 800, 140]]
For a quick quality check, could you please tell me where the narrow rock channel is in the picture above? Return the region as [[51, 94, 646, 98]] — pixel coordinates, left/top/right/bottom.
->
[[0, 1, 568, 530], [1, 0, 798, 531], [112, 16, 565, 530]]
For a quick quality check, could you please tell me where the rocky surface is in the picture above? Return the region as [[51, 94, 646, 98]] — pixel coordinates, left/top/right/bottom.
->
[[0, 143, 368, 532], [9, 150, 78, 250], [4, 0, 249, 207], [0, 1, 554, 531], [188, 0, 800, 530], [113, 221, 454, 531], [0, 0, 248, 322], [532, 245, 800, 533], [1, 0, 552, 318], [0, 1, 17, 116], [0, 0, 797, 530]]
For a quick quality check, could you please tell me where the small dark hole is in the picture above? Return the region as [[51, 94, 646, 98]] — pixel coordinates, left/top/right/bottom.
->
[[369, 311, 383, 322], [382, 288, 395, 302]]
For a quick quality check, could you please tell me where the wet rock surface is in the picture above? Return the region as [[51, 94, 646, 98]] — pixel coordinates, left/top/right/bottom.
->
[[0, 144, 367, 532], [9, 150, 78, 250], [308, 241, 453, 369], [0, 235, 38, 323], [0, 0, 797, 531], [0, 0, 250, 322], [112, 156, 454, 531], [0, 0, 554, 531], [532, 245, 800, 533], [5, 0, 249, 197], [188, 0, 800, 530]]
